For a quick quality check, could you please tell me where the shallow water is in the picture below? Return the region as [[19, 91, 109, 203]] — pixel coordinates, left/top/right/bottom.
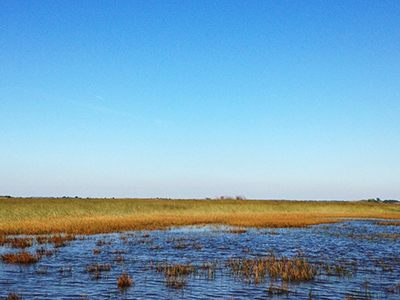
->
[[1, 220, 400, 299]]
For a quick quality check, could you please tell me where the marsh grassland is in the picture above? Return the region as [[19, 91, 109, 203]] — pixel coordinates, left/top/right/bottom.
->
[[1, 197, 400, 235], [2, 198, 400, 299]]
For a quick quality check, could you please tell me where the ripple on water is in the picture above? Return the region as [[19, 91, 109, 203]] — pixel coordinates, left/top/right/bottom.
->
[[1, 221, 400, 299]]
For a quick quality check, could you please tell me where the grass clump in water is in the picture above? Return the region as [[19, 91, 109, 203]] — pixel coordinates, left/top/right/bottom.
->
[[226, 252, 318, 284], [156, 262, 196, 289], [117, 270, 133, 288], [2, 293, 21, 300], [1, 251, 40, 264]]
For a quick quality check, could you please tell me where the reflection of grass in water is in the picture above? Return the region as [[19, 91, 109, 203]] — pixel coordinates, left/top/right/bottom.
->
[[1, 197, 400, 235], [269, 282, 291, 295]]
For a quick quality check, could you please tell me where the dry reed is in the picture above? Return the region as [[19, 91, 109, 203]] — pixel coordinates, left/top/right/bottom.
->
[[117, 271, 132, 288], [1, 198, 400, 235], [375, 221, 400, 226], [85, 263, 111, 273], [227, 253, 318, 284], [229, 229, 247, 234], [2, 251, 40, 264], [2, 293, 21, 300], [156, 262, 196, 289], [0, 237, 33, 248]]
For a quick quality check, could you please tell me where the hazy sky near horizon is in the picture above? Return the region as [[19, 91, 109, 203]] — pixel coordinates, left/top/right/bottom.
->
[[1, 1, 399, 200]]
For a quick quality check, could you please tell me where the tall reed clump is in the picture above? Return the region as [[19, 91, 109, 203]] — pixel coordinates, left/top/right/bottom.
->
[[226, 252, 318, 284]]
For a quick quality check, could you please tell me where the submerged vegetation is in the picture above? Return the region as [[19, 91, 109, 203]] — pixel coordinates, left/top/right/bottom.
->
[[1, 220, 400, 298], [1, 197, 400, 235]]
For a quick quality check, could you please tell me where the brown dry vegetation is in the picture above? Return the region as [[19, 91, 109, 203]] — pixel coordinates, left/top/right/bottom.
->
[[229, 228, 247, 234], [117, 271, 133, 288], [0, 237, 33, 248], [375, 221, 400, 226], [1, 197, 400, 235], [2, 293, 21, 300], [1, 251, 40, 264], [227, 253, 318, 283]]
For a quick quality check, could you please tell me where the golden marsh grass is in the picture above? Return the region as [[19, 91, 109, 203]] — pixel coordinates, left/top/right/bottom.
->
[[1, 197, 400, 235]]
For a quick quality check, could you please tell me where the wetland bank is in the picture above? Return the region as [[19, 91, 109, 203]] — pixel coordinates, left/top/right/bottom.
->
[[1, 197, 400, 299]]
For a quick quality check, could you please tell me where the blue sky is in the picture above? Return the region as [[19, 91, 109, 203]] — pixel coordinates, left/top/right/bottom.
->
[[1, 1, 399, 199]]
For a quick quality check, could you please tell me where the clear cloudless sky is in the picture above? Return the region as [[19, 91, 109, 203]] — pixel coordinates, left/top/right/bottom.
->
[[1, 0, 399, 200]]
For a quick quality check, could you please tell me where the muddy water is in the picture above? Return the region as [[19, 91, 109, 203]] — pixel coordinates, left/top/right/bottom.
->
[[1, 220, 400, 299]]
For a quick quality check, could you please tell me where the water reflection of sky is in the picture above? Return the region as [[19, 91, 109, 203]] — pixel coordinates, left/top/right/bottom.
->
[[1, 220, 400, 299]]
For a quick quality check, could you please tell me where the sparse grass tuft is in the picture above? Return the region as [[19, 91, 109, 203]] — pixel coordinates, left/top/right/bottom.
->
[[117, 271, 133, 288], [2, 251, 40, 264], [156, 262, 196, 289], [2, 293, 21, 300]]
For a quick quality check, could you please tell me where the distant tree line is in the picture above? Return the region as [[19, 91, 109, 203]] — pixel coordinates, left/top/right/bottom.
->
[[364, 197, 399, 203], [205, 195, 247, 200]]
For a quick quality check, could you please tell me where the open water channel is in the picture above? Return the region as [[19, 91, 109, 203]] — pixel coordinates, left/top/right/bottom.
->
[[1, 220, 400, 299]]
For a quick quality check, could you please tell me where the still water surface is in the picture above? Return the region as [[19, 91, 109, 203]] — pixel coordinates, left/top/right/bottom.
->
[[1, 220, 399, 299]]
